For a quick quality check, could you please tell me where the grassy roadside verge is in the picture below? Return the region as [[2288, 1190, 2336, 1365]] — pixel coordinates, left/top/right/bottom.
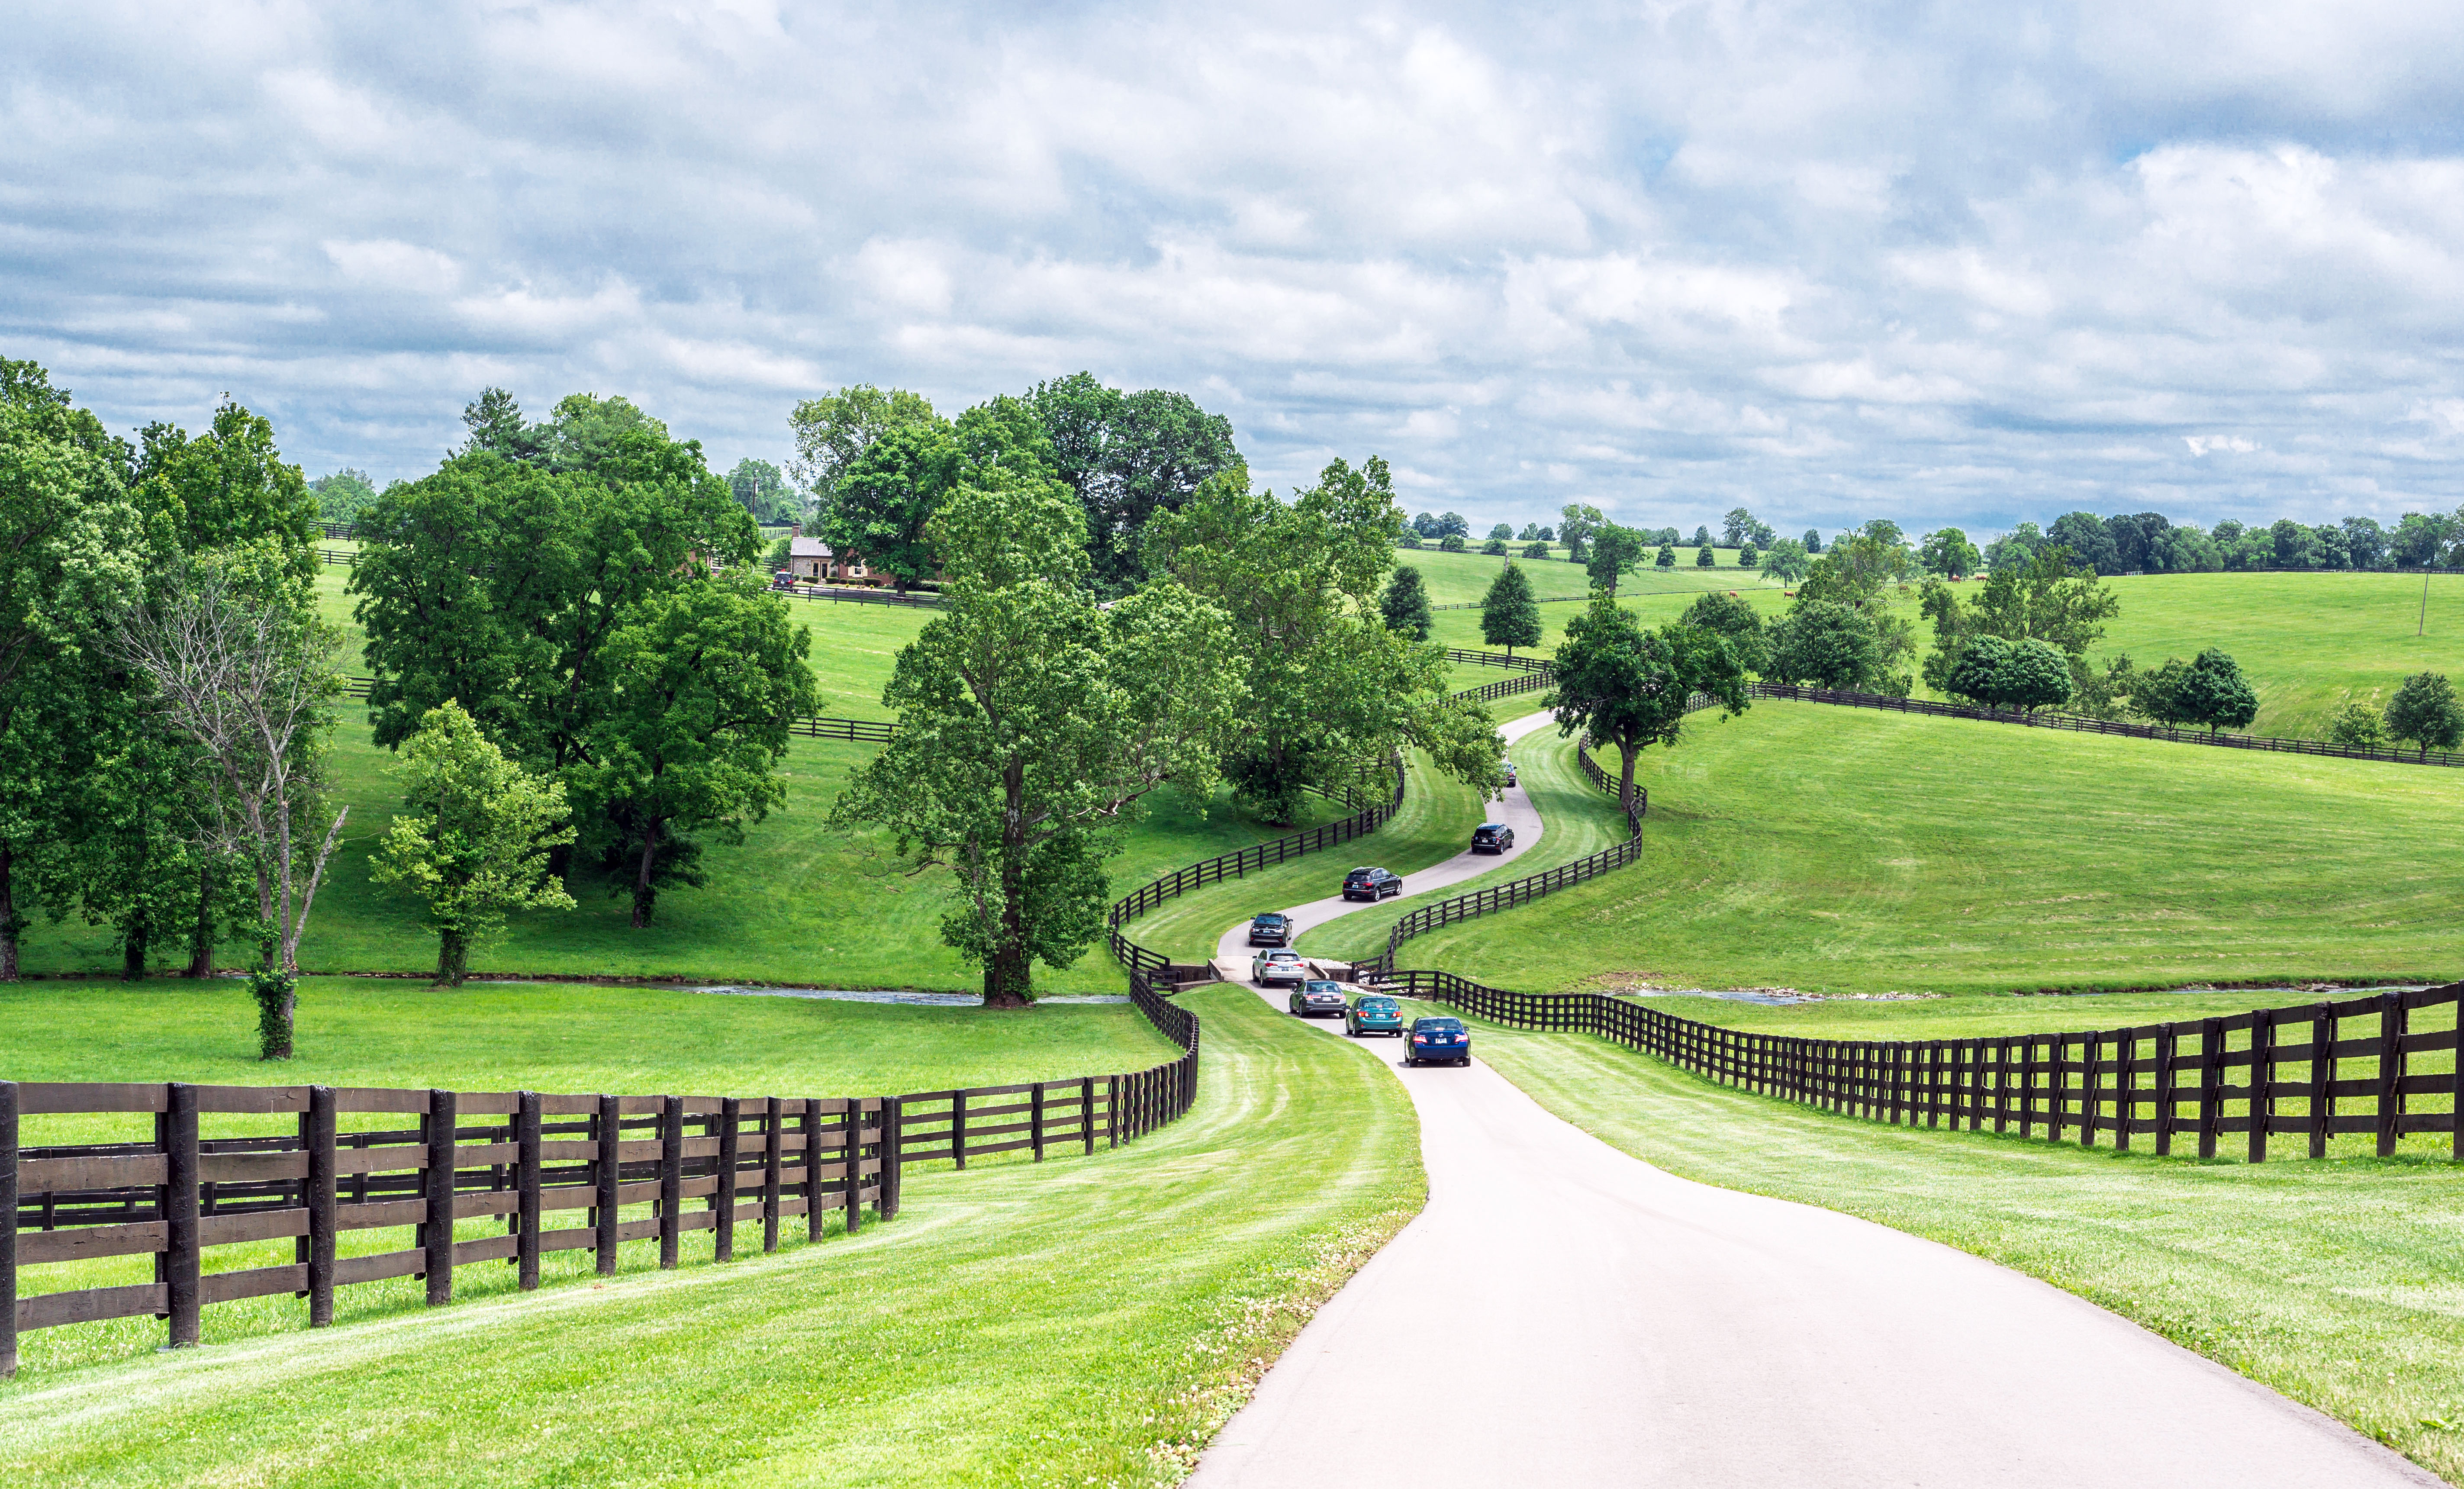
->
[[1458, 1015, 2464, 1484], [0, 985, 1425, 1488]]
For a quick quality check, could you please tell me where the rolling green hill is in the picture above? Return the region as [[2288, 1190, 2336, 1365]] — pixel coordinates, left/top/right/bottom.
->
[[1379, 700, 2464, 997]]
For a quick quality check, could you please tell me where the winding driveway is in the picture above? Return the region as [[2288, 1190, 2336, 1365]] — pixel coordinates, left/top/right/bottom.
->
[[1190, 711, 2435, 1489]]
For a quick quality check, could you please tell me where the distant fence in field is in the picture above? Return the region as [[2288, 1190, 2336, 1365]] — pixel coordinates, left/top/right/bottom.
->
[[1439, 650, 2464, 769], [335, 677, 901, 745], [1, 990, 1196, 1377], [1385, 976, 2462, 1165]]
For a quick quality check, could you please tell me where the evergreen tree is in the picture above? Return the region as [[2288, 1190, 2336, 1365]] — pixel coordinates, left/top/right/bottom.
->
[[1380, 564, 1433, 641], [1480, 562, 1543, 658]]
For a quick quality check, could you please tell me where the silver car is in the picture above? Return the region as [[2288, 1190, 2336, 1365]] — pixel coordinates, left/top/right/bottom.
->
[[1251, 949, 1308, 987]]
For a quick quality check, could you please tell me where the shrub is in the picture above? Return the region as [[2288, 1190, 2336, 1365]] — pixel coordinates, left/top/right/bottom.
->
[[1522, 541, 1551, 560], [1439, 533, 1467, 552], [1482, 537, 1508, 555], [2327, 702, 2392, 751]]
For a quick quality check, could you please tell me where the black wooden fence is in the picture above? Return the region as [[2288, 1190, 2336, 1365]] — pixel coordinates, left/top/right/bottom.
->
[[2, 985, 1196, 1376], [335, 677, 901, 745], [1382, 974, 2462, 1165]]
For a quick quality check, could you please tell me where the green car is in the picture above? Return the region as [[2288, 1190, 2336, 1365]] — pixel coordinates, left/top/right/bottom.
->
[[1345, 993, 1405, 1038]]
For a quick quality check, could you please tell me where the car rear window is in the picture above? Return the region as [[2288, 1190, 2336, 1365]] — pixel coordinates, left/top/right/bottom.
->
[[1359, 999, 1397, 1012], [1418, 1018, 1464, 1031]]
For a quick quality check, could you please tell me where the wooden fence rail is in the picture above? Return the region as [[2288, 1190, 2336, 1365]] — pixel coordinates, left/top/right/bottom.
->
[[2, 979, 1197, 1376], [1382, 973, 2463, 1167], [335, 677, 901, 744]]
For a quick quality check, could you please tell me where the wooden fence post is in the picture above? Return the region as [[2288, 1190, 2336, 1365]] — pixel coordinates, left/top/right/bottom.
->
[[422, 1088, 455, 1306], [715, 1097, 740, 1262], [516, 1091, 542, 1289], [163, 1082, 203, 1347], [1, 1080, 16, 1379], [2017, 1039, 2036, 1139], [2153, 1024, 2177, 1157], [1031, 1083, 1046, 1163], [881, 1098, 903, 1220], [803, 1100, 825, 1243], [306, 1085, 336, 1326], [2375, 993, 2408, 1159], [762, 1097, 783, 1254], [2308, 1004, 2335, 1160], [843, 1099, 863, 1236], [1108, 1076, 1121, 1148], [2197, 1019, 2224, 1160], [2248, 1011, 2275, 1165], [2079, 1034, 2101, 1148], [594, 1096, 620, 1275], [1080, 1076, 1095, 1156], [951, 1090, 969, 1171], [658, 1096, 683, 1269]]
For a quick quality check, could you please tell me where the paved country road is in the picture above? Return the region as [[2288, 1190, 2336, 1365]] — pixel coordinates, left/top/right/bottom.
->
[[1191, 712, 2437, 1489]]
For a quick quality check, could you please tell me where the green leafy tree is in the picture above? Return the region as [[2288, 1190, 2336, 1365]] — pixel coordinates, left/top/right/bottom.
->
[[569, 576, 818, 928], [2001, 638, 2073, 712], [1691, 526, 1711, 548], [2177, 648, 2259, 735], [1488, 523, 1514, 540], [1438, 532, 1467, 552], [1945, 634, 2014, 707], [136, 400, 321, 592], [1480, 562, 1543, 657], [1720, 508, 1757, 547], [1767, 600, 1883, 691], [1145, 460, 1501, 823], [1654, 543, 1676, 569], [785, 384, 939, 512], [1517, 523, 1540, 541], [1918, 527, 1981, 578], [1024, 373, 1241, 593], [371, 700, 576, 984], [725, 458, 797, 524], [1762, 537, 1810, 584], [1558, 503, 1603, 564], [2384, 672, 2464, 759], [2326, 701, 2393, 751], [1802, 528, 1823, 554], [1521, 540, 1550, 560], [1397, 529, 1424, 550], [832, 479, 1244, 1005], [1481, 537, 1508, 555], [825, 418, 959, 593], [1549, 599, 1748, 813], [1434, 512, 1469, 539], [2128, 657, 2197, 729], [1680, 590, 1768, 674], [311, 469, 378, 526], [1587, 525, 1647, 596], [1381, 564, 1433, 641], [1920, 546, 2118, 708], [1695, 545, 1716, 567]]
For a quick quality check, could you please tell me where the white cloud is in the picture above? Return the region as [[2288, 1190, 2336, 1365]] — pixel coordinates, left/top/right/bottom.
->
[[2, 0, 2462, 535]]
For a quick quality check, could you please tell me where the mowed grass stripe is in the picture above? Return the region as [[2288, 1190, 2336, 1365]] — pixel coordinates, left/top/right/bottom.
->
[[1398, 701, 2464, 996], [1461, 1017, 2464, 1486], [0, 986, 1425, 1488]]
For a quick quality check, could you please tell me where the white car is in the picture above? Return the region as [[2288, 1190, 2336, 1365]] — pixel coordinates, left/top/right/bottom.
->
[[1252, 950, 1308, 987]]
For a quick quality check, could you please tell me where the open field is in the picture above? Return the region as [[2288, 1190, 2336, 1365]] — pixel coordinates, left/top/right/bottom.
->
[[17, 706, 1349, 992], [1121, 750, 1491, 964], [0, 986, 1425, 1488], [1297, 725, 1633, 967], [1424, 570, 1788, 654], [2089, 572, 2464, 739], [1382, 701, 2464, 996], [1460, 1015, 2464, 1485]]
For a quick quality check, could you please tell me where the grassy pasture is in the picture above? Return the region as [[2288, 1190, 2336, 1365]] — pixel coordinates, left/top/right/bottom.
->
[[2091, 571, 2464, 739], [1380, 701, 2464, 997], [1459, 1016, 2464, 1485], [0, 986, 1425, 1488], [16, 705, 1350, 993]]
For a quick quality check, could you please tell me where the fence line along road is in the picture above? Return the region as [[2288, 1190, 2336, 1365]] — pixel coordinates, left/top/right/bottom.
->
[[1381, 973, 2463, 1168], [2, 982, 1197, 1377], [1440, 649, 2464, 770]]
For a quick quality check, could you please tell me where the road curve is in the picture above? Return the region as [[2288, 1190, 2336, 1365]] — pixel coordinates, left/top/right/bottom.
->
[[1190, 714, 2435, 1489]]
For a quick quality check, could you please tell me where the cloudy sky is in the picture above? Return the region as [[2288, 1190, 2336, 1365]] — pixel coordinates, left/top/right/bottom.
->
[[6, 1, 2463, 536]]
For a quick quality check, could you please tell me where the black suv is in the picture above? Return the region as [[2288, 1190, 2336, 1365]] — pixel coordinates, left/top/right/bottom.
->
[[1471, 822, 1515, 854], [1342, 867, 1402, 901], [1247, 912, 1291, 947]]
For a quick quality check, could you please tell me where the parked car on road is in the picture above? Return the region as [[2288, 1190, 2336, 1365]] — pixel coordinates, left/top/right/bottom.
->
[[1252, 950, 1309, 987], [1502, 761, 1518, 787], [1470, 822, 1514, 854], [1289, 980, 1349, 1017], [1346, 993, 1405, 1038], [1404, 1015, 1472, 1067], [1247, 912, 1291, 947], [1342, 866, 1403, 901]]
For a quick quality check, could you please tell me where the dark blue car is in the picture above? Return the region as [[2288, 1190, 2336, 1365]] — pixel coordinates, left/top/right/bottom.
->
[[1403, 1015, 1471, 1067]]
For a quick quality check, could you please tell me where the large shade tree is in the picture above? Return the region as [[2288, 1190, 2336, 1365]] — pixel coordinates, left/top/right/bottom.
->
[[1025, 372, 1242, 594], [1550, 597, 1748, 814], [832, 476, 1244, 1006], [1143, 459, 1503, 824]]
